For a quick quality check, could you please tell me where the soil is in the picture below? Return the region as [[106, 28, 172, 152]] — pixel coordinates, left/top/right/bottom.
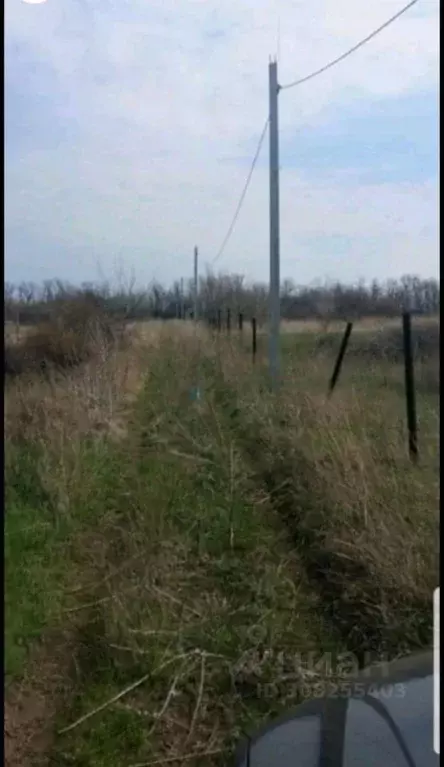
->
[[4, 629, 77, 767]]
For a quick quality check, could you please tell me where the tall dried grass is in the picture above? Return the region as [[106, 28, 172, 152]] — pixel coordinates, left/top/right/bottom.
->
[[212, 331, 439, 654], [4, 318, 439, 766]]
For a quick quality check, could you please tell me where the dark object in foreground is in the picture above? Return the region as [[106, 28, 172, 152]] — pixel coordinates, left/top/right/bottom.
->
[[328, 322, 353, 395], [403, 312, 419, 462], [252, 318, 257, 364], [232, 651, 437, 766]]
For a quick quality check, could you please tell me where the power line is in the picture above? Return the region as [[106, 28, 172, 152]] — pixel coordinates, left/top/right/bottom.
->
[[279, 0, 420, 91], [213, 116, 269, 265]]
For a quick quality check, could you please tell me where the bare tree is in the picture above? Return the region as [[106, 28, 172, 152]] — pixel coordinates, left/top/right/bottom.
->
[[314, 294, 335, 332]]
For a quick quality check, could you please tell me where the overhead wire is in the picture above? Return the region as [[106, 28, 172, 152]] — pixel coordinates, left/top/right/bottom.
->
[[211, 0, 421, 267], [279, 0, 420, 91], [212, 116, 269, 265]]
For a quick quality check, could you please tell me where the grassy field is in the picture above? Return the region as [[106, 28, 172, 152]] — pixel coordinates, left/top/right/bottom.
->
[[4, 315, 439, 766]]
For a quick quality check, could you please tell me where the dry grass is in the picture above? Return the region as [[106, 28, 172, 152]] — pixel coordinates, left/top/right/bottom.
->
[[214, 324, 439, 653], [6, 321, 336, 766], [5, 296, 125, 377], [4, 322, 35, 346], [4, 315, 439, 766], [280, 313, 440, 336], [5, 326, 152, 448]]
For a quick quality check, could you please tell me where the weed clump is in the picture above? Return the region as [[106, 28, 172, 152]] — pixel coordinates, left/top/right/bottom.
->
[[5, 294, 124, 377]]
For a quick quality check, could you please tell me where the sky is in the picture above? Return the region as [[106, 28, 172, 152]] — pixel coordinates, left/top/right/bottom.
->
[[5, 0, 440, 290]]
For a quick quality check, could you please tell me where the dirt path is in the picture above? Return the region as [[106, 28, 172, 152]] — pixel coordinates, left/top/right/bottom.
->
[[4, 629, 77, 767]]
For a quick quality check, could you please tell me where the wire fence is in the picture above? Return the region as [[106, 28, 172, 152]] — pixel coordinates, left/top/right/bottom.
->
[[200, 306, 438, 463]]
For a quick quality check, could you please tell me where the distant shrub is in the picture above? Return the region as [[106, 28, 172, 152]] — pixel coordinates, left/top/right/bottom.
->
[[4, 295, 123, 378]]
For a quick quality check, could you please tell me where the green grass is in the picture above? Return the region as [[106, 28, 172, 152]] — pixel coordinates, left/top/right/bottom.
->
[[5, 329, 344, 766], [53, 349, 343, 766], [210, 323, 439, 652], [4, 319, 439, 766], [278, 324, 439, 455], [4, 441, 73, 678]]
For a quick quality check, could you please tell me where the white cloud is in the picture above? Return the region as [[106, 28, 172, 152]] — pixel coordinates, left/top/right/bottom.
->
[[5, 0, 439, 285]]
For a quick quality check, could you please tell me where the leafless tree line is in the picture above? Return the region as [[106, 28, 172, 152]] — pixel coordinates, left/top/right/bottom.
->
[[4, 271, 440, 326]]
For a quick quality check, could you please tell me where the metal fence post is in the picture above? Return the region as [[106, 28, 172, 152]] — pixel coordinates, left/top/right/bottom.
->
[[328, 322, 353, 395], [402, 311, 418, 462]]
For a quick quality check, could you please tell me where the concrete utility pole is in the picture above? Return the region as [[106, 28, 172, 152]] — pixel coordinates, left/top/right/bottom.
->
[[180, 277, 184, 319], [193, 246, 199, 323], [191, 247, 202, 402], [269, 59, 280, 391]]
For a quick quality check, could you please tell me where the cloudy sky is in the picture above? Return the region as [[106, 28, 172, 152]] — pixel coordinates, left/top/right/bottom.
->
[[5, 0, 439, 289]]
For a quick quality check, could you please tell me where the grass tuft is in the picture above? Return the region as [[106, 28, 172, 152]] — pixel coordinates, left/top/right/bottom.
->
[[5, 316, 439, 766]]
